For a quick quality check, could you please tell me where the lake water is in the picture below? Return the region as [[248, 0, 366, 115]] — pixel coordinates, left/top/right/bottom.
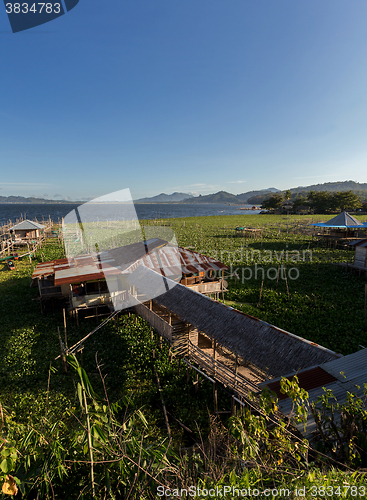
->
[[0, 203, 261, 225]]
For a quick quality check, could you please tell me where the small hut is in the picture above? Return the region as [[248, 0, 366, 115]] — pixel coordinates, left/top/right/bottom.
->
[[311, 211, 367, 239], [10, 220, 45, 241]]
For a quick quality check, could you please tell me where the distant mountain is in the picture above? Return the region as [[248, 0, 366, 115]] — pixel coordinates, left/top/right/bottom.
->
[[247, 180, 367, 205], [237, 188, 280, 202], [182, 191, 239, 204], [289, 180, 367, 195], [0, 195, 79, 204], [134, 192, 193, 203], [182, 188, 280, 204]]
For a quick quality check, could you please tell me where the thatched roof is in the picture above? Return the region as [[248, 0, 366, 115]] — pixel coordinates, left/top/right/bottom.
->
[[128, 267, 340, 378]]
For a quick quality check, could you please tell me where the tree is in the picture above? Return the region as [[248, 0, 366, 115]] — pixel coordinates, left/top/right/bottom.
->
[[307, 191, 333, 213], [284, 189, 292, 200], [261, 194, 284, 210], [332, 191, 362, 211], [292, 196, 309, 211]]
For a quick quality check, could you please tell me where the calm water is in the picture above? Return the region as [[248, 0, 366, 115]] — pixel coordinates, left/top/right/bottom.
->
[[0, 203, 261, 225]]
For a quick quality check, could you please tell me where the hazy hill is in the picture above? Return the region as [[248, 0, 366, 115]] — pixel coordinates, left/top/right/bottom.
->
[[0, 195, 78, 204], [247, 180, 367, 204], [182, 188, 280, 204], [289, 180, 367, 194], [182, 191, 239, 204], [134, 192, 193, 203]]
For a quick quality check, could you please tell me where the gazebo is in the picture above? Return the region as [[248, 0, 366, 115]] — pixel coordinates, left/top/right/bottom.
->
[[310, 211, 367, 239]]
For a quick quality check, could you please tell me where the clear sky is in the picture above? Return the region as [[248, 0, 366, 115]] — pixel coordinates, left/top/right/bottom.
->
[[1, 0, 367, 200]]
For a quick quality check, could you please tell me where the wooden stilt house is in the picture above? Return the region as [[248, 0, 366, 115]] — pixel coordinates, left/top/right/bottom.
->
[[10, 220, 45, 242], [31, 238, 228, 317]]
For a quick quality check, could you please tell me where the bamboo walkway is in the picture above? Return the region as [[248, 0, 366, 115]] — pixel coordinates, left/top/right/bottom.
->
[[134, 299, 268, 405]]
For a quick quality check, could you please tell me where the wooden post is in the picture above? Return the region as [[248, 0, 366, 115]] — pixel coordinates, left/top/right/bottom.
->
[[234, 353, 238, 390], [63, 308, 68, 349], [156, 332, 162, 350], [195, 372, 199, 394], [155, 368, 171, 441], [257, 280, 264, 307], [213, 340, 217, 377], [231, 395, 236, 416], [213, 382, 218, 414], [58, 326, 67, 373]]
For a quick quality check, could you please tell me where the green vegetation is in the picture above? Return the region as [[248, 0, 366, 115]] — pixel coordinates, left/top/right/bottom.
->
[[248, 180, 367, 205], [261, 190, 363, 213], [1, 214, 367, 497]]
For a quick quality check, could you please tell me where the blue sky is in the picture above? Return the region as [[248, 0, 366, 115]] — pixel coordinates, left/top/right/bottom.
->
[[1, 0, 367, 200]]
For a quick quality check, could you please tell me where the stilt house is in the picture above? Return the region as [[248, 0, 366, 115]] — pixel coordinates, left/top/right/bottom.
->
[[10, 220, 45, 241], [31, 238, 228, 317]]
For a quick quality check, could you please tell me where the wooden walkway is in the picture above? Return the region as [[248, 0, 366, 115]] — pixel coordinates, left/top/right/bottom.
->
[[134, 299, 268, 404]]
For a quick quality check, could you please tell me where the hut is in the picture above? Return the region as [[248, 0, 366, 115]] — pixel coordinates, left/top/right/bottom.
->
[[281, 201, 294, 213], [31, 238, 228, 316], [10, 220, 45, 242], [310, 211, 367, 239]]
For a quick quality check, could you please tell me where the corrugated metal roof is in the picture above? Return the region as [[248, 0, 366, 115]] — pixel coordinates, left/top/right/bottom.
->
[[321, 348, 367, 383], [31, 240, 228, 285], [11, 219, 45, 231], [123, 245, 227, 276], [269, 348, 367, 440]]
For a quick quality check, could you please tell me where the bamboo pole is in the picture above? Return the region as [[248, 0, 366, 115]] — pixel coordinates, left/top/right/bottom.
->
[[154, 367, 171, 441], [63, 308, 68, 350], [57, 326, 67, 373], [213, 382, 218, 414]]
